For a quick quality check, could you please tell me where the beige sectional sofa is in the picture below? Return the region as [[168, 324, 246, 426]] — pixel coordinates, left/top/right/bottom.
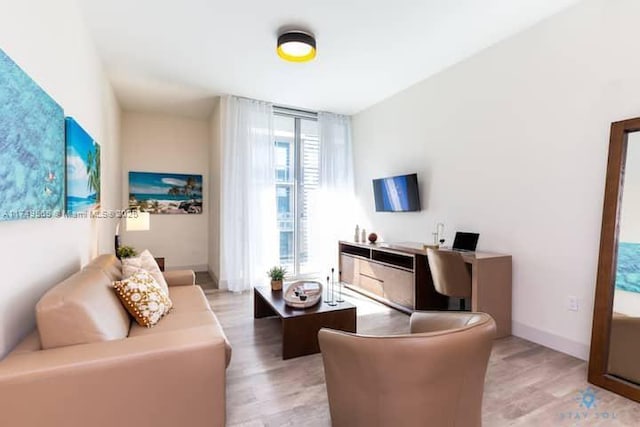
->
[[0, 254, 231, 427]]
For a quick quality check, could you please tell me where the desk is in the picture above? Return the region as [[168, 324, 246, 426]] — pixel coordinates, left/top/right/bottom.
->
[[338, 241, 512, 338]]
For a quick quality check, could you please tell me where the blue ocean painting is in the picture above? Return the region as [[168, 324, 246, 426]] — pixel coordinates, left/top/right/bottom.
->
[[129, 171, 203, 214], [66, 118, 100, 215], [0, 49, 64, 221], [615, 242, 640, 293]]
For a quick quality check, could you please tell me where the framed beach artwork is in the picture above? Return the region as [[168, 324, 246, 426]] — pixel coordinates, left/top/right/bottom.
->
[[66, 117, 101, 215], [129, 171, 203, 214], [0, 49, 65, 221]]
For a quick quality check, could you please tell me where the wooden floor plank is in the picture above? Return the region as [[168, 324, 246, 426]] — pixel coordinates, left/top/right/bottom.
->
[[203, 286, 638, 426]]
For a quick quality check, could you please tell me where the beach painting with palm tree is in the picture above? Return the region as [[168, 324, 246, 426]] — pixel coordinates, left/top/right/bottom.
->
[[65, 117, 100, 215], [128, 171, 203, 214]]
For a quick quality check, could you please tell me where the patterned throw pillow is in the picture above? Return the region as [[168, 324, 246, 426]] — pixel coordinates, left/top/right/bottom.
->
[[121, 249, 169, 294], [113, 271, 173, 327]]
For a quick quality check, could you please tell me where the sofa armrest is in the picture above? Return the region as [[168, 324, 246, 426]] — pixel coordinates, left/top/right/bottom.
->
[[0, 327, 226, 427], [163, 269, 195, 286]]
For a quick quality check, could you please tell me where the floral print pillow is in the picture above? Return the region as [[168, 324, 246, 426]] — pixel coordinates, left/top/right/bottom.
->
[[113, 271, 172, 327]]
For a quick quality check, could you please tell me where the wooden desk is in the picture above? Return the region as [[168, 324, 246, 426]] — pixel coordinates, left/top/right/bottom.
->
[[338, 241, 512, 338]]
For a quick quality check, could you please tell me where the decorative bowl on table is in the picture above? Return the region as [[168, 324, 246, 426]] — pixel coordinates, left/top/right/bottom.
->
[[284, 281, 323, 309]]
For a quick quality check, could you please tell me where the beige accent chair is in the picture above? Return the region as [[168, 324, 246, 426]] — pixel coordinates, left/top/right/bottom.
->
[[319, 312, 496, 427], [427, 248, 472, 310], [608, 312, 640, 384], [0, 254, 231, 427]]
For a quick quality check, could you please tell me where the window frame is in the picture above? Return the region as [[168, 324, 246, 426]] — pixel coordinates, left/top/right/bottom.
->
[[274, 107, 318, 278]]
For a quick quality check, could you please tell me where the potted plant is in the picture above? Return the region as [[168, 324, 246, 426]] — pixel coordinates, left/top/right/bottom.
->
[[116, 245, 138, 259], [267, 266, 287, 291]]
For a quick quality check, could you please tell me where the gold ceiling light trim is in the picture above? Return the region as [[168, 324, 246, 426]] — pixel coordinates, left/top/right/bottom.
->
[[277, 31, 317, 63]]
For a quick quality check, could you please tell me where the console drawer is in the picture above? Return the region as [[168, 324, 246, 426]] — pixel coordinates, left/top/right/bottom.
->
[[340, 254, 356, 285], [358, 273, 384, 297], [381, 268, 414, 309]]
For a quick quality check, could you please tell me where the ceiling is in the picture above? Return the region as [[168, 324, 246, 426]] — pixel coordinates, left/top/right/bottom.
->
[[79, 0, 579, 118]]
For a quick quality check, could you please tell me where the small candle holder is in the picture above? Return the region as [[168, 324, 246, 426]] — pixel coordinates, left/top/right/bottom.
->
[[324, 276, 331, 303], [328, 274, 337, 306], [336, 270, 345, 303]]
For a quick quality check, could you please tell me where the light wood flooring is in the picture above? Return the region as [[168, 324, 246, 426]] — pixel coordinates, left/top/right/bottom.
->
[[203, 286, 639, 426]]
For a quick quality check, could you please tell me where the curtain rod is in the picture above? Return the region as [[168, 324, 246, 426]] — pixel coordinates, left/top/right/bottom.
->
[[273, 105, 318, 118], [225, 95, 319, 118]]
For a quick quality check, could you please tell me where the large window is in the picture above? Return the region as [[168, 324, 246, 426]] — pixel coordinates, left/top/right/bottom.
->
[[274, 112, 319, 277]]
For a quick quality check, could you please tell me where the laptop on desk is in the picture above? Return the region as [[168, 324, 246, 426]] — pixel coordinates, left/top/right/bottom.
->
[[452, 232, 480, 252]]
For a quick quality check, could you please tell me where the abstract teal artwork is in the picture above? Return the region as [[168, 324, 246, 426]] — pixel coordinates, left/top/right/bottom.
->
[[66, 117, 100, 215], [615, 242, 640, 293], [0, 49, 64, 221]]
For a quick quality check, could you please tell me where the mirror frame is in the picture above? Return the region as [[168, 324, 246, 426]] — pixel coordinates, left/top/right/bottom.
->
[[589, 117, 640, 401]]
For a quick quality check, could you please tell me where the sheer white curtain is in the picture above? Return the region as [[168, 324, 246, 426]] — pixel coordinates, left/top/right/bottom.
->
[[220, 96, 277, 292], [310, 112, 355, 273]]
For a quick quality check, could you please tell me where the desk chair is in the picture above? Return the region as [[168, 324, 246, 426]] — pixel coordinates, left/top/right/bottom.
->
[[426, 248, 471, 310], [319, 312, 497, 427]]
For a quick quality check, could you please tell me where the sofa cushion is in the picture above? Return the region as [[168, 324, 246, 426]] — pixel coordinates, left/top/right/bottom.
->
[[122, 250, 169, 294], [128, 311, 218, 336], [36, 269, 131, 349], [169, 286, 211, 313], [113, 271, 173, 328], [128, 310, 232, 367], [82, 254, 122, 281]]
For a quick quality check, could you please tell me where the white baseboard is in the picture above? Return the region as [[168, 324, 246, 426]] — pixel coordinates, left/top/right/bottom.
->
[[512, 321, 590, 361], [207, 269, 219, 288]]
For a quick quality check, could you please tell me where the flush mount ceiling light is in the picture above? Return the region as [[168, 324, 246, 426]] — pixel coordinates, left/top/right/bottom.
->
[[277, 31, 316, 63]]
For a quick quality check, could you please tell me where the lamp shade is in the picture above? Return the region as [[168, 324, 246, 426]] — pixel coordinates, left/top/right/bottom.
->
[[277, 31, 316, 62], [126, 211, 150, 231]]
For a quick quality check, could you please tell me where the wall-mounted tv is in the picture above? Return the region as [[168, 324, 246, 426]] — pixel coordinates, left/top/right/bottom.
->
[[372, 173, 421, 212]]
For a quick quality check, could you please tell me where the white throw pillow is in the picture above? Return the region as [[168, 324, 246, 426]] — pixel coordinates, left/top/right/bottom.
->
[[121, 249, 169, 295]]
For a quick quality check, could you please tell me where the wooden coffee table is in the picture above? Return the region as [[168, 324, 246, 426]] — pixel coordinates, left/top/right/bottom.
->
[[253, 286, 357, 359]]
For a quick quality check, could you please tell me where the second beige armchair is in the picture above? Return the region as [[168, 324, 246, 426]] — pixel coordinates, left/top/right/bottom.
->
[[319, 311, 496, 427]]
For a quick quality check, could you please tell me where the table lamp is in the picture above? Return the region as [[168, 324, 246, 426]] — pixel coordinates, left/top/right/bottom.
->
[[115, 210, 151, 255]]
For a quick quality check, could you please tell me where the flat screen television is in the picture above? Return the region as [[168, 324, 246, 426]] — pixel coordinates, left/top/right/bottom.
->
[[372, 173, 421, 212]]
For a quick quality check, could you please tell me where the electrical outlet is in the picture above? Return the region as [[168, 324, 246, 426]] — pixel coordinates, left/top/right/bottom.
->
[[568, 296, 579, 312]]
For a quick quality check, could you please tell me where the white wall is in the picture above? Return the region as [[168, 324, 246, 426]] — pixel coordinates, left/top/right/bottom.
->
[[614, 290, 640, 317], [208, 99, 222, 285], [120, 111, 209, 271], [0, 0, 121, 358], [352, 0, 640, 360], [619, 132, 640, 242]]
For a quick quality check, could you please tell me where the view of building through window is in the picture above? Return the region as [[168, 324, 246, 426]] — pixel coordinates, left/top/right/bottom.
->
[[274, 113, 319, 277]]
